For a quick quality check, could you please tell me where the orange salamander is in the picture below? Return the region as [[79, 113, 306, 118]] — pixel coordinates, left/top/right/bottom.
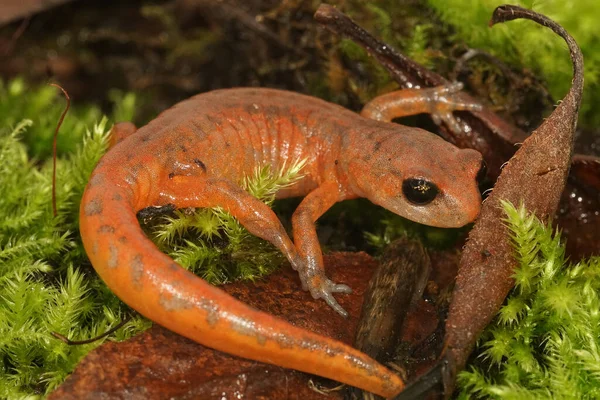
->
[[80, 84, 484, 398]]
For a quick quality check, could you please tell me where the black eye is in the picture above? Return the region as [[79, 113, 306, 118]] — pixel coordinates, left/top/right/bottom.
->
[[402, 178, 439, 205]]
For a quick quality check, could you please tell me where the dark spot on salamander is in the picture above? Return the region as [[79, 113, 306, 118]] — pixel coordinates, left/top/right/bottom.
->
[[179, 144, 187, 152], [244, 103, 261, 115], [126, 153, 134, 161], [118, 236, 128, 244], [84, 198, 103, 216], [140, 134, 151, 142], [206, 114, 223, 126], [225, 141, 231, 147], [107, 244, 118, 268], [374, 141, 382, 152], [112, 193, 123, 201], [168, 172, 175, 179], [131, 254, 144, 289], [193, 158, 207, 172], [98, 225, 115, 234], [334, 160, 339, 165], [168, 262, 179, 272]]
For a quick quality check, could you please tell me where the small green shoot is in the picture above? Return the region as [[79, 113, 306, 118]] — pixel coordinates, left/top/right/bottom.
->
[[458, 201, 600, 398]]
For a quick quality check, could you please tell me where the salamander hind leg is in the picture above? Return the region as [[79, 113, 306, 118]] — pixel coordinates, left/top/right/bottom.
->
[[361, 82, 482, 134], [166, 176, 354, 316], [164, 176, 307, 281], [145, 175, 406, 397]]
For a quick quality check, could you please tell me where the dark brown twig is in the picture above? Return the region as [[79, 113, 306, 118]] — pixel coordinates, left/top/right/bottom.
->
[[51, 313, 134, 345], [313, 4, 526, 178], [48, 83, 70, 218], [314, 4, 445, 88], [490, 5, 584, 102]]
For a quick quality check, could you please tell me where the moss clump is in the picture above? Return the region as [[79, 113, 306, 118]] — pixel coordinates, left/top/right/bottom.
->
[[0, 77, 310, 397], [0, 114, 149, 398], [150, 159, 308, 284], [458, 201, 600, 398], [426, 0, 600, 129]]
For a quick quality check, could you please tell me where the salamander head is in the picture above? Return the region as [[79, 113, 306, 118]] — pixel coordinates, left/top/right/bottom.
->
[[346, 129, 484, 228]]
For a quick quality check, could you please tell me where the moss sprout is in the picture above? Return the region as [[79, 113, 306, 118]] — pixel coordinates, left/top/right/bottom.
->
[[458, 201, 600, 398]]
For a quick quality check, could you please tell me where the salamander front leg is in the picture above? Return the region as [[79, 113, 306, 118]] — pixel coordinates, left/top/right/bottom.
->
[[164, 176, 351, 315], [291, 182, 351, 317], [165, 176, 308, 280], [361, 82, 482, 134]]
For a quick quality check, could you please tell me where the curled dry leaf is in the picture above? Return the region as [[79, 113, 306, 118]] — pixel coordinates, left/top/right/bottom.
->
[[440, 4, 584, 396]]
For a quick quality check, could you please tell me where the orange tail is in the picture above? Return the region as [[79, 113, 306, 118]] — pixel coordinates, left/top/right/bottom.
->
[[80, 175, 404, 398]]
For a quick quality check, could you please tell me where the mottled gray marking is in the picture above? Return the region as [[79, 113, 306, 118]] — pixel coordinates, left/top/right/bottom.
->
[[84, 198, 103, 216], [257, 334, 267, 346], [230, 317, 267, 345], [118, 236, 128, 244], [131, 254, 144, 289], [97, 225, 115, 234], [107, 243, 118, 268], [92, 241, 99, 255], [89, 173, 105, 187], [112, 193, 123, 201], [140, 134, 151, 142], [274, 333, 295, 349], [205, 309, 219, 327], [158, 293, 193, 311]]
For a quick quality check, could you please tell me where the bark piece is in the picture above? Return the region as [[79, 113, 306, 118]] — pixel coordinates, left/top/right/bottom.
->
[[49, 252, 377, 400], [442, 4, 584, 395]]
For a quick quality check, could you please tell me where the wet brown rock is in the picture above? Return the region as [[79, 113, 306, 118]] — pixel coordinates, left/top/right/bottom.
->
[[49, 252, 377, 400]]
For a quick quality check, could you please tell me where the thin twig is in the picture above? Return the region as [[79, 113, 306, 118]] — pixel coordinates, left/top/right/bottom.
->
[[51, 313, 134, 345], [48, 83, 70, 218]]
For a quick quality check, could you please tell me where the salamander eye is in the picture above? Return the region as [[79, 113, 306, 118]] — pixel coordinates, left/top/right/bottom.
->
[[402, 178, 439, 205]]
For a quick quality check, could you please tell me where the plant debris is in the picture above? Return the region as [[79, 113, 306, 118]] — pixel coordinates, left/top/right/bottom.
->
[[415, 5, 584, 397]]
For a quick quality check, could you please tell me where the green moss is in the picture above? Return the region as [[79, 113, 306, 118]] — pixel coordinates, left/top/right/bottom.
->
[[458, 202, 600, 398], [0, 77, 309, 397], [364, 213, 469, 251], [151, 159, 307, 285], [426, 0, 600, 128], [0, 111, 148, 397]]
